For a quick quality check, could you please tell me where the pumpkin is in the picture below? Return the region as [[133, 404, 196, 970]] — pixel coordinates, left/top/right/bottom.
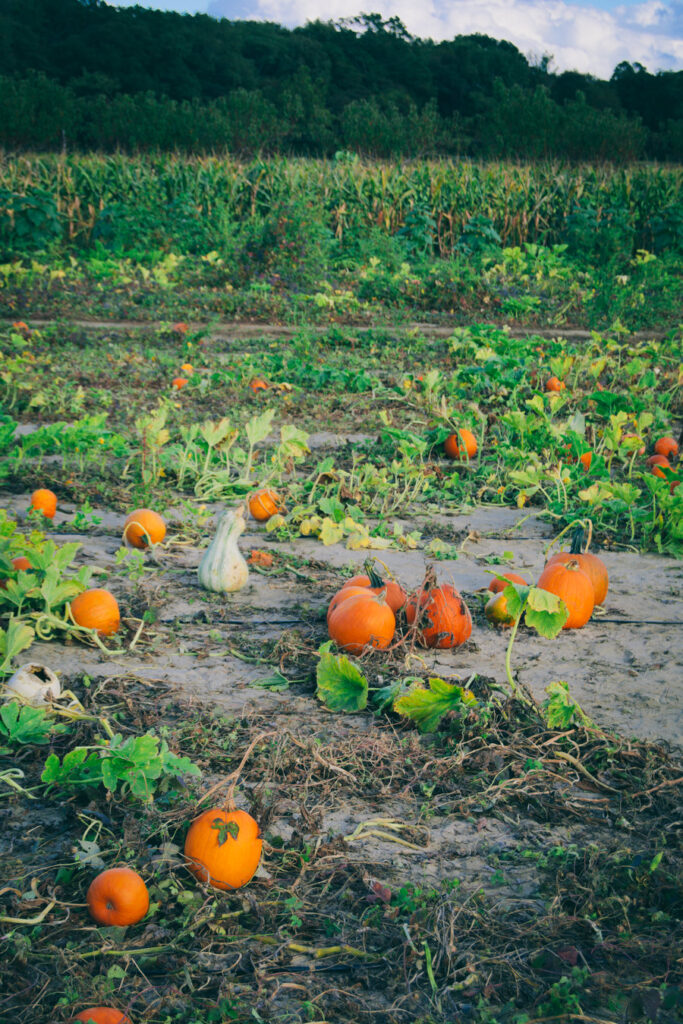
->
[[122, 509, 166, 549], [647, 454, 671, 479], [328, 589, 395, 653], [578, 451, 592, 471], [198, 507, 249, 593], [485, 591, 515, 626], [536, 559, 594, 629], [622, 433, 645, 455], [248, 489, 282, 522], [171, 377, 188, 390], [545, 376, 565, 392], [184, 808, 262, 890], [406, 576, 472, 649], [87, 867, 149, 926], [70, 589, 121, 636], [180, 362, 194, 373], [340, 565, 406, 613], [29, 488, 57, 519], [547, 550, 608, 605], [249, 377, 269, 393], [4, 662, 61, 705], [444, 429, 477, 460], [654, 436, 678, 460], [326, 585, 373, 625], [72, 1008, 132, 1024], [488, 571, 527, 594], [0, 555, 32, 589]]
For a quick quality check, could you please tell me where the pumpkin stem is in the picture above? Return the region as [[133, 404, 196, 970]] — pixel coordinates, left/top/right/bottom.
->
[[363, 558, 385, 590]]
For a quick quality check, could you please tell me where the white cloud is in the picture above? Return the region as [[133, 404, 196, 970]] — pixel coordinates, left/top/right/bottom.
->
[[202, 0, 683, 76]]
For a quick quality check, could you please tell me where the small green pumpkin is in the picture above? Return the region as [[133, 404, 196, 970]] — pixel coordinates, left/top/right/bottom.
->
[[198, 507, 249, 593]]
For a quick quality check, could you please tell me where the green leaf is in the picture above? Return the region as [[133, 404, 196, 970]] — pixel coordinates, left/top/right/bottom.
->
[[543, 680, 593, 728], [393, 677, 476, 733], [245, 408, 275, 447], [316, 651, 368, 712], [211, 817, 240, 845], [525, 587, 568, 638], [0, 618, 35, 672], [319, 518, 345, 546], [0, 701, 63, 745]]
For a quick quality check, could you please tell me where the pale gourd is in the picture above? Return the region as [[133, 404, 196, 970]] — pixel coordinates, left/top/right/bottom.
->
[[4, 663, 61, 706], [198, 507, 249, 593]]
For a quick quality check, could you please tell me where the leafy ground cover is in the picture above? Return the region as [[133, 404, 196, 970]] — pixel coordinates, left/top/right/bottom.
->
[[0, 169, 681, 1023]]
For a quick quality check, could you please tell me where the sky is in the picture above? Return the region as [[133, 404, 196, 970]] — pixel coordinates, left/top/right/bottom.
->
[[107, 0, 683, 78]]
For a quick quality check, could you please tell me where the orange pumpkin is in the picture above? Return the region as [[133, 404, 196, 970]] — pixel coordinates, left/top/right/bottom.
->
[[72, 1008, 132, 1024], [70, 589, 121, 636], [248, 377, 269, 393], [547, 550, 608, 606], [578, 451, 592, 471], [406, 581, 472, 649], [328, 589, 395, 653], [248, 489, 282, 522], [172, 377, 188, 390], [326, 585, 372, 625], [340, 567, 406, 613], [545, 376, 565, 392], [184, 808, 262, 890], [87, 867, 149, 927], [487, 571, 527, 594], [654, 436, 678, 460], [647, 454, 671, 479], [444, 429, 477, 460], [180, 362, 194, 373], [122, 509, 166, 548], [536, 559, 594, 629], [0, 555, 33, 590], [29, 488, 57, 519]]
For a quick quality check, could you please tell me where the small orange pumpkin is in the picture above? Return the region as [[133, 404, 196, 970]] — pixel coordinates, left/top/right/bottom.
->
[[654, 436, 678, 460], [340, 566, 406, 613], [249, 377, 269, 393], [248, 489, 282, 522], [184, 808, 262, 890], [87, 867, 149, 927], [536, 559, 594, 629], [122, 509, 166, 548], [0, 555, 33, 590], [545, 376, 565, 392], [406, 577, 472, 649], [72, 1008, 132, 1024], [328, 589, 395, 653], [488, 571, 527, 594], [30, 488, 57, 519], [444, 429, 477, 461], [172, 377, 188, 390], [70, 589, 121, 636], [647, 454, 671, 479], [180, 362, 194, 373]]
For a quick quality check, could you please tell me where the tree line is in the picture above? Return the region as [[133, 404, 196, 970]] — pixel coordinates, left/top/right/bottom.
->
[[0, 1, 680, 159]]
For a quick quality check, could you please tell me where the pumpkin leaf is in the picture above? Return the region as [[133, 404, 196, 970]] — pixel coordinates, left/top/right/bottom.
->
[[543, 680, 594, 729], [319, 518, 345, 546], [212, 817, 240, 845], [0, 618, 35, 674], [0, 701, 67, 745], [316, 651, 368, 712], [245, 408, 275, 447], [525, 586, 568, 638], [393, 677, 477, 733]]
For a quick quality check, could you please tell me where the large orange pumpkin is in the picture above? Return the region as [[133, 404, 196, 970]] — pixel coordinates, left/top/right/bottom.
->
[[647, 454, 671, 479], [545, 376, 565, 392], [487, 571, 527, 594], [546, 550, 608, 605], [184, 808, 262, 890], [70, 589, 121, 636], [340, 566, 406, 613], [444, 429, 477, 461], [30, 488, 57, 519], [87, 867, 149, 927], [248, 489, 282, 522], [406, 581, 472, 649], [536, 559, 594, 629], [654, 436, 678, 460], [122, 509, 166, 549], [327, 589, 395, 654], [72, 1008, 132, 1024]]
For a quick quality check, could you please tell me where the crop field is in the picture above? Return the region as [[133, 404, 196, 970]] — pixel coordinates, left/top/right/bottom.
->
[[0, 156, 682, 1024]]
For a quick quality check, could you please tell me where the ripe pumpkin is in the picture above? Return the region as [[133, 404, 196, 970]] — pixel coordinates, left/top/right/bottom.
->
[[123, 509, 166, 549], [444, 429, 477, 461], [328, 589, 395, 653], [340, 566, 406, 613], [184, 808, 262, 890], [180, 362, 194, 373], [70, 589, 121, 636], [654, 436, 678, 460], [249, 377, 269, 393], [406, 580, 472, 649], [1, 555, 33, 590], [536, 559, 594, 629], [326, 585, 372, 624], [547, 551, 608, 605], [485, 591, 515, 626], [545, 376, 565, 392], [30, 488, 57, 519], [171, 377, 188, 390], [87, 867, 149, 927], [647, 454, 671, 479], [488, 571, 527, 594], [248, 489, 282, 522], [72, 1008, 132, 1024]]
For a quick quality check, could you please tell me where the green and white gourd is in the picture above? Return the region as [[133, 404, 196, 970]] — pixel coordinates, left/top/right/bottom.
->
[[198, 507, 249, 593]]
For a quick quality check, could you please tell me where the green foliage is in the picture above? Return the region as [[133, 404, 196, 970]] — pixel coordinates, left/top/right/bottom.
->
[[41, 731, 201, 800], [0, 619, 35, 676], [393, 677, 477, 733], [316, 648, 369, 712], [543, 681, 594, 729], [0, 700, 69, 751]]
